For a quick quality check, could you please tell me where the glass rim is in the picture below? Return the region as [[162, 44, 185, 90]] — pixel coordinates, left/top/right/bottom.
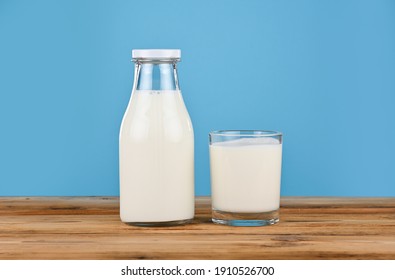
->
[[209, 130, 282, 137], [132, 58, 180, 63]]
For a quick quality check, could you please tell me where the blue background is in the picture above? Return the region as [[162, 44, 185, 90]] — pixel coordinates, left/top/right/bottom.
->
[[0, 0, 394, 196]]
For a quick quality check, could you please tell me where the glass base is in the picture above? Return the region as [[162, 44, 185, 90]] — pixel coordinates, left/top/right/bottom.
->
[[124, 218, 192, 227], [212, 209, 279, 226]]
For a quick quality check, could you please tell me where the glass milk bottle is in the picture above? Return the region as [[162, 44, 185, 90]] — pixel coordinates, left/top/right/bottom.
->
[[119, 49, 194, 226]]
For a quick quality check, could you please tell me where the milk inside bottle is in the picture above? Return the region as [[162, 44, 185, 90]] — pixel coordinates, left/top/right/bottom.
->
[[119, 49, 194, 225]]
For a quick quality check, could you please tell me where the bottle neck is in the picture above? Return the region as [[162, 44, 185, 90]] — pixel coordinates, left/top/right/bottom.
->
[[133, 60, 180, 91]]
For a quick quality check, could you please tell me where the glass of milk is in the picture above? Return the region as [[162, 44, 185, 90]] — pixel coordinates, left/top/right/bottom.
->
[[209, 130, 282, 226]]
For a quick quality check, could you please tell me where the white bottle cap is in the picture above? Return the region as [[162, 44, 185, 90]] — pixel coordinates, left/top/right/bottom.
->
[[132, 49, 181, 59]]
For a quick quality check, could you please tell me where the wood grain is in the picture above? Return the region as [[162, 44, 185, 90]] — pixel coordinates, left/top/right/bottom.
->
[[0, 197, 394, 259]]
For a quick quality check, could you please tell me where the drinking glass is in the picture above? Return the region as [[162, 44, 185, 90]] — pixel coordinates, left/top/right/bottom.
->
[[209, 130, 283, 226]]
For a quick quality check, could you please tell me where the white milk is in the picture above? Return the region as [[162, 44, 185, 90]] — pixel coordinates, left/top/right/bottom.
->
[[210, 138, 282, 213], [119, 90, 194, 222]]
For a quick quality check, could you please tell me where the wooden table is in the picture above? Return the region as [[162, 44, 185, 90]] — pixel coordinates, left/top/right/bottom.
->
[[0, 197, 394, 259]]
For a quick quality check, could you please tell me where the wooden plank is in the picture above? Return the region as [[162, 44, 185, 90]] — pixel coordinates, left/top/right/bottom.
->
[[0, 197, 394, 259]]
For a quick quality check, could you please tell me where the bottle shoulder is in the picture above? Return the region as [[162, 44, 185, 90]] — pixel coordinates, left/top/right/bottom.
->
[[120, 90, 193, 143]]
